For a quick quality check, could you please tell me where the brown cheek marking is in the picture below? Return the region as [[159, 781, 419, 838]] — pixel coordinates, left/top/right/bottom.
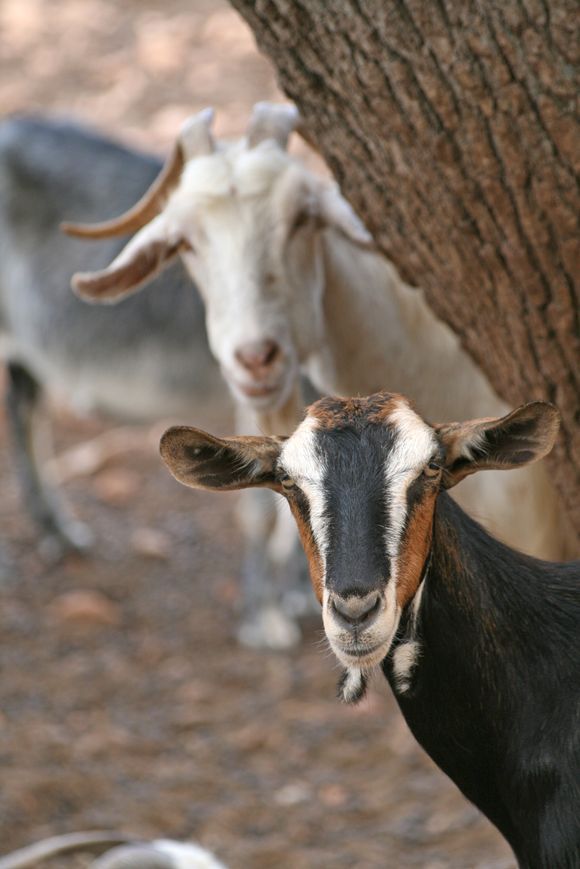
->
[[288, 502, 324, 604], [396, 489, 437, 608]]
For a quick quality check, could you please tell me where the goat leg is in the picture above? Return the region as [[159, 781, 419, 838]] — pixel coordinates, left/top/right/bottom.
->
[[5, 361, 93, 558]]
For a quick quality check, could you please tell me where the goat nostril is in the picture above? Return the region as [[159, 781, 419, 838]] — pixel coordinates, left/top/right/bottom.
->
[[331, 591, 381, 627], [235, 340, 280, 372], [262, 340, 279, 366]]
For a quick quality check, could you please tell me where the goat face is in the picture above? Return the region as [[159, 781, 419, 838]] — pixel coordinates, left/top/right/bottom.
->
[[159, 393, 441, 671], [175, 152, 329, 412], [278, 394, 441, 674], [65, 105, 372, 414], [160, 392, 559, 696]]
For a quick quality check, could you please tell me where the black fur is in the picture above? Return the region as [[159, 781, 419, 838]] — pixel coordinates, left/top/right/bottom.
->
[[320, 425, 393, 597], [384, 493, 580, 869]]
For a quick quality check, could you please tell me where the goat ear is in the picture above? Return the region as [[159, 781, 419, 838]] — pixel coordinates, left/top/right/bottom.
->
[[437, 401, 560, 489], [71, 216, 182, 304], [319, 186, 375, 249], [159, 426, 284, 492]]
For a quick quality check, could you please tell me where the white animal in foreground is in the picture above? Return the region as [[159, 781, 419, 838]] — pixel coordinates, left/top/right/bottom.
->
[[0, 831, 226, 869]]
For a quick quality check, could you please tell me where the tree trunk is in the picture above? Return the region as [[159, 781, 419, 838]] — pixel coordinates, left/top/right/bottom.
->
[[231, 0, 579, 541]]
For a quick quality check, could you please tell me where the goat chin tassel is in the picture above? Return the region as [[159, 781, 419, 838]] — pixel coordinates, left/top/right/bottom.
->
[[337, 668, 368, 704]]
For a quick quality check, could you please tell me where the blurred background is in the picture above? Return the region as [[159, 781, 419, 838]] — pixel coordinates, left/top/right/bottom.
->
[[0, 2, 515, 866]]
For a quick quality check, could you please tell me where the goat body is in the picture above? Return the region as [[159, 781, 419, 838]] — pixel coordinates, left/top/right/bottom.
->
[[386, 494, 580, 868], [0, 115, 311, 647], [159, 392, 580, 867]]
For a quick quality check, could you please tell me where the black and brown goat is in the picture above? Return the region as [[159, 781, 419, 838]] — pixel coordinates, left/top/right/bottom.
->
[[160, 392, 580, 869]]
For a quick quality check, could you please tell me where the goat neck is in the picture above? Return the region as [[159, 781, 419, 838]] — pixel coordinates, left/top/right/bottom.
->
[[384, 492, 580, 867], [254, 384, 304, 437]]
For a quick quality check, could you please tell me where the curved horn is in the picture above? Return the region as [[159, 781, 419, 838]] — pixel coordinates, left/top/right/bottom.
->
[[61, 108, 216, 240], [0, 832, 135, 869], [92, 845, 176, 869], [61, 141, 184, 240], [247, 102, 300, 150]]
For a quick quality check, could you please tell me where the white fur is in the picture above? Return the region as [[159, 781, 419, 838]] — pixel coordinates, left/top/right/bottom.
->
[[412, 578, 426, 623], [280, 416, 329, 564], [385, 400, 437, 478], [459, 426, 488, 461], [382, 399, 436, 597], [322, 582, 401, 673], [154, 841, 227, 869], [392, 641, 421, 694], [173, 141, 291, 204]]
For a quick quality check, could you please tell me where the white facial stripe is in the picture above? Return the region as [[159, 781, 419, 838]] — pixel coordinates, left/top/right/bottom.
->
[[384, 400, 437, 579], [386, 400, 438, 478], [280, 416, 329, 563], [384, 466, 419, 570]]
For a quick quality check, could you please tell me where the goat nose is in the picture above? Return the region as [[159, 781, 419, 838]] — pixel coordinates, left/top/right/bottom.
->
[[235, 339, 280, 373], [331, 591, 381, 628]]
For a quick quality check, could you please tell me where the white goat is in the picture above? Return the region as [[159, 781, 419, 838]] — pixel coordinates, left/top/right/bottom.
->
[[63, 102, 573, 627], [0, 832, 226, 869]]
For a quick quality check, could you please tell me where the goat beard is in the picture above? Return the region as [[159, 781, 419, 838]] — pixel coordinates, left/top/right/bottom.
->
[[337, 667, 368, 704]]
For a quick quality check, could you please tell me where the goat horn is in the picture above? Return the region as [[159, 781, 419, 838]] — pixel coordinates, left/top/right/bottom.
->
[[179, 106, 215, 160], [92, 844, 177, 869], [61, 108, 216, 240], [247, 101, 300, 150], [60, 140, 184, 239], [0, 832, 135, 869]]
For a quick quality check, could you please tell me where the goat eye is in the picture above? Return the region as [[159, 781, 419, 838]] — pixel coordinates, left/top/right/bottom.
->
[[179, 239, 195, 254], [280, 476, 296, 492], [423, 462, 441, 479]]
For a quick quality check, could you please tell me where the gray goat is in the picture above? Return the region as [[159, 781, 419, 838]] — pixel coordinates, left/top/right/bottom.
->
[[0, 116, 304, 646], [0, 116, 222, 549]]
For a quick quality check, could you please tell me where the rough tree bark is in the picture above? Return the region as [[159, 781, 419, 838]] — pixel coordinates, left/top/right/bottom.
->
[[231, 0, 579, 541]]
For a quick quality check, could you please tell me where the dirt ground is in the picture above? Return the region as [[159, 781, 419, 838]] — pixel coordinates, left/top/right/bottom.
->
[[0, 1, 515, 866]]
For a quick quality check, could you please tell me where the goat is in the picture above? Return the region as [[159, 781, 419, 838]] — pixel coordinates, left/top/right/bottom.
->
[[0, 115, 223, 551], [0, 831, 226, 869], [0, 115, 310, 649], [159, 393, 580, 869], [63, 102, 574, 564]]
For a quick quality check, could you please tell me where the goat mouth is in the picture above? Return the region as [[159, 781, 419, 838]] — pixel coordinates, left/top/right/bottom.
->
[[236, 382, 281, 398], [229, 373, 293, 407], [334, 641, 389, 667]]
